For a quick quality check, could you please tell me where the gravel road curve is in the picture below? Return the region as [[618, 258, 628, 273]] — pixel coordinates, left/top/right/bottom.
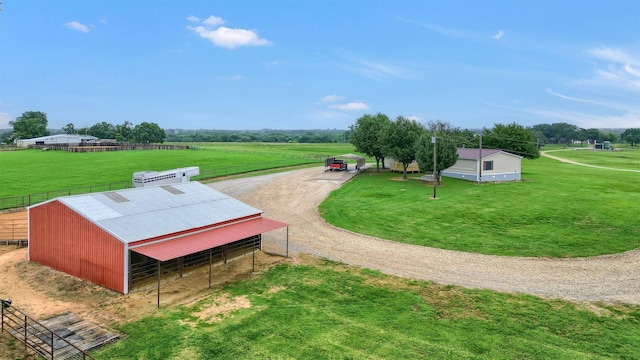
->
[[209, 167, 640, 305]]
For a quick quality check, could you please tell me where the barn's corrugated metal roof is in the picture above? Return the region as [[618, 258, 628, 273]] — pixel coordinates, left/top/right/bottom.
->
[[57, 182, 262, 243], [19, 134, 98, 142]]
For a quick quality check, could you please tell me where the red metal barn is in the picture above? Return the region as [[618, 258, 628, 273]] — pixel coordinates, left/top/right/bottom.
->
[[28, 182, 287, 294]]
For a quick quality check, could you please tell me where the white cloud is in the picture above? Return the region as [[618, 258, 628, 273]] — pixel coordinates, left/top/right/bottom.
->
[[587, 46, 636, 65], [528, 107, 640, 129], [482, 98, 640, 129], [625, 64, 640, 77], [546, 89, 598, 104], [320, 95, 343, 103], [187, 15, 271, 49], [339, 51, 409, 81], [202, 15, 225, 27], [328, 102, 369, 110], [583, 46, 640, 91], [186, 15, 201, 23], [530, 45, 640, 129], [396, 17, 475, 39], [407, 115, 422, 122], [492, 30, 504, 40], [65, 21, 89, 33]]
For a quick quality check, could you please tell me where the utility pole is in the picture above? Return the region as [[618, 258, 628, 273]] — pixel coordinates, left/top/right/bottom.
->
[[432, 135, 437, 199], [478, 134, 483, 185]]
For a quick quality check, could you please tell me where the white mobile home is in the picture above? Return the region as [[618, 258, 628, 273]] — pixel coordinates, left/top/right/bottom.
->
[[442, 148, 522, 182]]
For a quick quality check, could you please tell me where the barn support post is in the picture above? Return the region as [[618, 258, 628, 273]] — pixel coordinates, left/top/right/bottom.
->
[[179, 257, 183, 278], [157, 260, 161, 309], [208, 249, 212, 289], [128, 251, 133, 295]]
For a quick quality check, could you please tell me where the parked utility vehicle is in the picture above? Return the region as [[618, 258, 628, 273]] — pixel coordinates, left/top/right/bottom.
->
[[328, 159, 347, 171]]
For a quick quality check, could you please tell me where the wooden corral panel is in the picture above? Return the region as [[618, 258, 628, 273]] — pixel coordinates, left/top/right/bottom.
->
[[29, 201, 125, 293]]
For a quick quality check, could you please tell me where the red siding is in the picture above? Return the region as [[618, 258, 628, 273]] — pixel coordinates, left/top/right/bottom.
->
[[29, 201, 125, 293]]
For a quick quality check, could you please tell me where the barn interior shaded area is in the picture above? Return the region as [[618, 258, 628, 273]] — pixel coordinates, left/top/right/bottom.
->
[[130, 234, 272, 307], [129, 235, 261, 289]]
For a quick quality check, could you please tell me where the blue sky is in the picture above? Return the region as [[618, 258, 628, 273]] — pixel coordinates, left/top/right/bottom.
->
[[1, 1, 639, 131]]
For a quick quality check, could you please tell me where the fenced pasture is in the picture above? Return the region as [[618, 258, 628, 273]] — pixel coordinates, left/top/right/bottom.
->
[[0, 143, 360, 209], [320, 152, 640, 257]]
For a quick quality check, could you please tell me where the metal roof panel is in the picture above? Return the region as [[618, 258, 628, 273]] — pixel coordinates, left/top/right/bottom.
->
[[57, 182, 263, 243]]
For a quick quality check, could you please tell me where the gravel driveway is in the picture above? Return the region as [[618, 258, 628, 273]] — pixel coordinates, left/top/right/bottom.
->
[[210, 167, 640, 305]]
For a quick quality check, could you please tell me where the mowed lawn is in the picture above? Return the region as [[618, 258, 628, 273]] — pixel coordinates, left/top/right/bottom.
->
[[319, 153, 640, 257], [0, 143, 358, 198], [545, 147, 640, 170], [95, 260, 640, 360]]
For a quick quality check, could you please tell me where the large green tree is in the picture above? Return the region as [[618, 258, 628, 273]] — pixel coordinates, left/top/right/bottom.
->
[[88, 121, 117, 139], [133, 122, 166, 143], [415, 127, 458, 184], [532, 122, 580, 145], [482, 122, 540, 159], [583, 128, 605, 144], [383, 116, 425, 179], [9, 111, 49, 140], [62, 123, 78, 134], [116, 121, 135, 143], [350, 113, 391, 173], [621, 128, 640, 146]]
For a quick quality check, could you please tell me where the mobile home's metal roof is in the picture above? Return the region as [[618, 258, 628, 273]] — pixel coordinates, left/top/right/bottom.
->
[[457, 148, 522, 160], [37, 182, 263, 244]]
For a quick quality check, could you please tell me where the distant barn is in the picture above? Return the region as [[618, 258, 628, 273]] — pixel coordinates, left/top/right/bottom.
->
[[16, 134, 98, 148], [28, 182, 287, 294]]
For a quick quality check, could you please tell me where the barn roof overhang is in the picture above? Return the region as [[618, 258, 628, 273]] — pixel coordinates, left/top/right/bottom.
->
[[130, 217, 288, 261]]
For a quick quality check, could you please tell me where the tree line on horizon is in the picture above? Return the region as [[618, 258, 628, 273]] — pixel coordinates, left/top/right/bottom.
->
[[3, 110, 640, 148]]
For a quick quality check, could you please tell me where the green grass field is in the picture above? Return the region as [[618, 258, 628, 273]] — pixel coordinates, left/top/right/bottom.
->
[[0, 143, 359, 198], [544, 148, 640, 170], [95, 260, 640, 359], [320, 152, 640, 257]]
